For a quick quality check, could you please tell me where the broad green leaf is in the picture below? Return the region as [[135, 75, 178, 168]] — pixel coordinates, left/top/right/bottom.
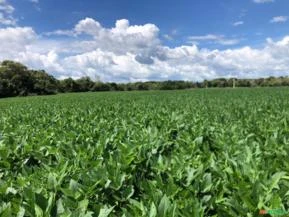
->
[[98, 206, 114, 217]]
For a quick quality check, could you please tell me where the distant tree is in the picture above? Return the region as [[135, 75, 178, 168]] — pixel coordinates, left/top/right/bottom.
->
[[91, 82, 111, 91], [237, 79, 251, 87], [31, 70, 58, 95], [137, 83, 149, 90], [59, 78, 80, 92], [255, 78, 265, 86], [0, 79, 14, 97], [116, 83, 125, 91], [281, 77, 289, 86], [108, 82, 119, 91], [75, 77, 94, 92], [0, 60, 33, 96], [0, 60, 28, 80]]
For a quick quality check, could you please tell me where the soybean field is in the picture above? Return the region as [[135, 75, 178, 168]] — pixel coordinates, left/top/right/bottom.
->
[[1, 88, 289, 217]]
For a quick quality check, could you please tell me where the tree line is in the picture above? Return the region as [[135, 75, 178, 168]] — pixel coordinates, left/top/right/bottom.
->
[[1, 60, 289, 98]]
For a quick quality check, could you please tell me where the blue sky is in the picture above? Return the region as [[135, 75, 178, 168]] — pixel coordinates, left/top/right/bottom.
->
[[12, 0, 289, 48], [0, 0, 289, 81]]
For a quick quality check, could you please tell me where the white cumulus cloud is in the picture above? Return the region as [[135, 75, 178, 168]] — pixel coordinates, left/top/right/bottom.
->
[[0, 27, 36, 57], [270, 16, 288, 23], [1, 18, 289, 82], [188, 34, 240, 46], [253, 0, 274, 3], [0, 0, 14, 14], [233, 21, 244, 26], [0, 0, 16, 26]]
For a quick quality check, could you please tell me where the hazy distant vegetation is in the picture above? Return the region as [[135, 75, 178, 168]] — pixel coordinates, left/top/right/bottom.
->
[[1, 60, 289, 98]]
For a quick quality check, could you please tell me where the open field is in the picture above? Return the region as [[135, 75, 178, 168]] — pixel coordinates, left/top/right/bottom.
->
[[1, 88, 289, 216]]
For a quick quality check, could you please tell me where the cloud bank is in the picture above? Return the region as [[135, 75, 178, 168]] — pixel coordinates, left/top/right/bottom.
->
[[0, 17, 289, 82]]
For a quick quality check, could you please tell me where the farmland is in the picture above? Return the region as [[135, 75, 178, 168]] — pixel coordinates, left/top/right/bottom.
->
[[1, 88, 289, 216]]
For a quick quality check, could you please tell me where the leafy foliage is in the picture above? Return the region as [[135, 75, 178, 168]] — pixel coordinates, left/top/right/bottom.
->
[[1, 87, 289, 216]]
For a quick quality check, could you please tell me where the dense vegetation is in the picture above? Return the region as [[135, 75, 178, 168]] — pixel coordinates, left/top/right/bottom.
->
[[1, 60, 289, 98], [1, 88, 289, 216]]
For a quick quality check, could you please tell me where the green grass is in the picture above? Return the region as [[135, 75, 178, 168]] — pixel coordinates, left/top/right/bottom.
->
[[1, 88, 289, 216]]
